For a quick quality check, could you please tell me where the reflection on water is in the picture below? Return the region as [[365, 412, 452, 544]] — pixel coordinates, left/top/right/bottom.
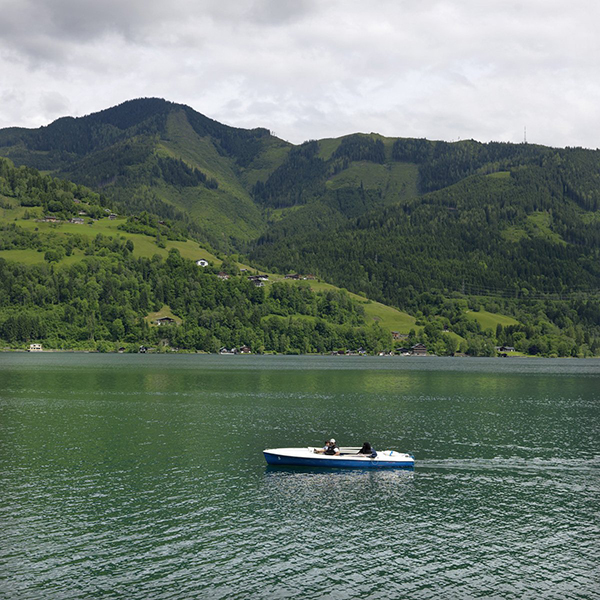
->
[[263, 467, 415, 506], [1, 353, 598, 599]]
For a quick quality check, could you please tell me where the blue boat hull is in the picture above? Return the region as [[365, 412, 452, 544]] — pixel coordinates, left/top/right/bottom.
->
[[264, 451, 414, 469]]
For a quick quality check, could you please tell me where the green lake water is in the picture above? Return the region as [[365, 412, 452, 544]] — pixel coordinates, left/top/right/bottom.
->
[[1, 354, 598, 599]]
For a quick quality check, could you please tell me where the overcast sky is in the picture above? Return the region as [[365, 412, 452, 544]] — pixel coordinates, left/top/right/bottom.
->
[[2, 0, 599, 148]]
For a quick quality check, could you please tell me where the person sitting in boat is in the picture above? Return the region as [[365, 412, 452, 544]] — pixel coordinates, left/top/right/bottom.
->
[[357, 441, 377, 458], [324, 438, 340, 455], [314, 440, 331, 454]]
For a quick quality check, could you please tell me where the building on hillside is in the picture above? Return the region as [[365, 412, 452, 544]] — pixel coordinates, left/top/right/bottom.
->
[[196, 259, 209, 267], [219, 347, 237, 354], [108, 214, 118, 220], [248, 275, 266, 287], [392, 332, 409, 340], [155, 317, 176, 326], [42, 215, 60, 222], [70, 217, 85, 224], [496, 345, 515, 353], [28, 343, 43, 352], [411, 343, 427, 356], [217, 272, 230, 280], [239, 345, 251, 354], [285, 273, 300, 280]]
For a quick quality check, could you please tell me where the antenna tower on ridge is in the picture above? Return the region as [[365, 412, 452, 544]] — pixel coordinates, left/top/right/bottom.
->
[[524, 126, 527, 144]]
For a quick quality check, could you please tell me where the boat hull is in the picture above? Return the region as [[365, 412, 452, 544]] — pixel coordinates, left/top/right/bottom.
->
[[263, 447, 414, 469]]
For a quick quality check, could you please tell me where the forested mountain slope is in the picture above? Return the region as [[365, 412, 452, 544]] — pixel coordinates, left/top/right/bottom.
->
[[0, 158, 398, 354], [1, 99, 599, 356], [0, 99, 291, 250], [251, 155, 600, 301]]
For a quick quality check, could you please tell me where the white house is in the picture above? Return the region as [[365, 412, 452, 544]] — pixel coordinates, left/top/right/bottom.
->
[[196, 259, 209, 267]]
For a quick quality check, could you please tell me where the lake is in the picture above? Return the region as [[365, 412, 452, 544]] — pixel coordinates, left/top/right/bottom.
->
[[1, 354, 598, 599]]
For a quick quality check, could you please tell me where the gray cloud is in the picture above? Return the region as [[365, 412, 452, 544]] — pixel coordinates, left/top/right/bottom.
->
[[1, 0, 599, 148]]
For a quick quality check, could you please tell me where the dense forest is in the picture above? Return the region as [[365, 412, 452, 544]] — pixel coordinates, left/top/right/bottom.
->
[[0, 244, 391, 354]]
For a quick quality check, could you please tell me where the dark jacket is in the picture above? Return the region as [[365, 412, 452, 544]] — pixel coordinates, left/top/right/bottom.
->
[[358, 442, 377, 458]]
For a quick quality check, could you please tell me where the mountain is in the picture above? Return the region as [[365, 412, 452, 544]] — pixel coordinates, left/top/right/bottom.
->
[[0, 98, 292, 250], [251, 145, 600, 300], [1, 99, 599, 356]]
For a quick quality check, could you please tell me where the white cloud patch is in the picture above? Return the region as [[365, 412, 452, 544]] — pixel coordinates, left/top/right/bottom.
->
[[1, 0, 599, 148]]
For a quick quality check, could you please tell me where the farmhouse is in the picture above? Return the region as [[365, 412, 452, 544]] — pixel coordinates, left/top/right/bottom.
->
[[411, 343, 427, 356], [248, 275, 268, 287], [392, 331, 409, 340], [155, 317, 176, 326]]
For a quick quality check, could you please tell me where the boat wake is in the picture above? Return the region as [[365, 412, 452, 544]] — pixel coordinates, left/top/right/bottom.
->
[[418, 456, 600, 474]]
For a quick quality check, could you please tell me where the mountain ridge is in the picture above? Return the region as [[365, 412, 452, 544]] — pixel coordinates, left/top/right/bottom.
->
[[1, 98, 599, 356], [1, 100, 599, 283]]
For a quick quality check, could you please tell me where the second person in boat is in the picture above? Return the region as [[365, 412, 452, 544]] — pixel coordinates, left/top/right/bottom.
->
[[357, 441, 377, 458]]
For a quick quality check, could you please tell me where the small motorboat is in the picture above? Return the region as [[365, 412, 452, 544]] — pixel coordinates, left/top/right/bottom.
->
[[263, 447, 414, 469]]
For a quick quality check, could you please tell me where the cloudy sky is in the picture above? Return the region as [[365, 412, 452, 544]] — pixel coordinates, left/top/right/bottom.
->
[[2, 0, 599, 148]]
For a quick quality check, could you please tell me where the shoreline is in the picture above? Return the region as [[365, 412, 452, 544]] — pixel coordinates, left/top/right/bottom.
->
[[1, 348, 596, 359]]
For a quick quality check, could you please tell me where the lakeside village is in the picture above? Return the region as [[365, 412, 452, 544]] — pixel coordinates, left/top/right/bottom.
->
[[25, 341, 432, 356], [26, 340, 518, 358]]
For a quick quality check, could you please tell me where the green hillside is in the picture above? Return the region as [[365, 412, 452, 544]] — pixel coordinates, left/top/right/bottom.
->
[[465, 310, 519, 332], [1, 100, 599, 357], [0, 157, 415, 355], [0, 99, 291, 250]]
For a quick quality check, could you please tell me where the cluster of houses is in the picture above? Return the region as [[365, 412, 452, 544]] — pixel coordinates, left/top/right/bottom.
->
[[284, 273, 316, 280], [331, 343, 428, 357], [214, 271, 270, 287], [40, 212, 118, 224], [219, 346, 252, 355], [195, 259, 316, 287]]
